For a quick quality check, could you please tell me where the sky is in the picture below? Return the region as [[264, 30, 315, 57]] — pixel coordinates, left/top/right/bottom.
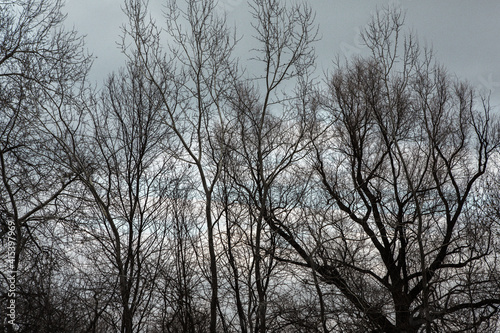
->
[[63, 0, 500, 106]]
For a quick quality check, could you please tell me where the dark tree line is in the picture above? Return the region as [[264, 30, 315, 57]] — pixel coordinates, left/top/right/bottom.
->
[[1, 0, 499, 332]]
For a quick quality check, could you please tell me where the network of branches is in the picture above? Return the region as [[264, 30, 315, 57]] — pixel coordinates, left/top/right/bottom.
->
[[1, 0, 499, 332]]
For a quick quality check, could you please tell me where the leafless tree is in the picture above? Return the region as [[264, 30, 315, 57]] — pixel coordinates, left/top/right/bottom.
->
[[221, 1, 319, 331], [2, 1, 499, 332], [285, 8, 500, 332], [120, 0, 239, 330], [151, 181, 211, 333], [51, 57, 184, 332], [0, 1, 90, 331]]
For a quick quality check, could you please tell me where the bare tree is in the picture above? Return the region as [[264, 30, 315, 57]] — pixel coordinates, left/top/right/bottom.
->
[[121, 0, 239, 330], [151, 180, 211, 333], [222, 1, 318, 331], [0, 1, 90, 331], [279, 8, 500, 332], [3, 1, 499, 332], [30, 40, 191, 332]]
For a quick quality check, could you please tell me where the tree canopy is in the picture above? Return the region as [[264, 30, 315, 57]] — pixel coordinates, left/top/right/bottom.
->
[[1, 1, 499, 332]]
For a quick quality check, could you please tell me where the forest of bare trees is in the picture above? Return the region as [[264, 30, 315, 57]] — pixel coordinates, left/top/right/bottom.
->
[[1, 0, 499, 332]]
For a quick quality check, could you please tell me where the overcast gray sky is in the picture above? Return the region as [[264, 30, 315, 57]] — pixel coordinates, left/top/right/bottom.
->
[[64, 0, 500, 105]]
